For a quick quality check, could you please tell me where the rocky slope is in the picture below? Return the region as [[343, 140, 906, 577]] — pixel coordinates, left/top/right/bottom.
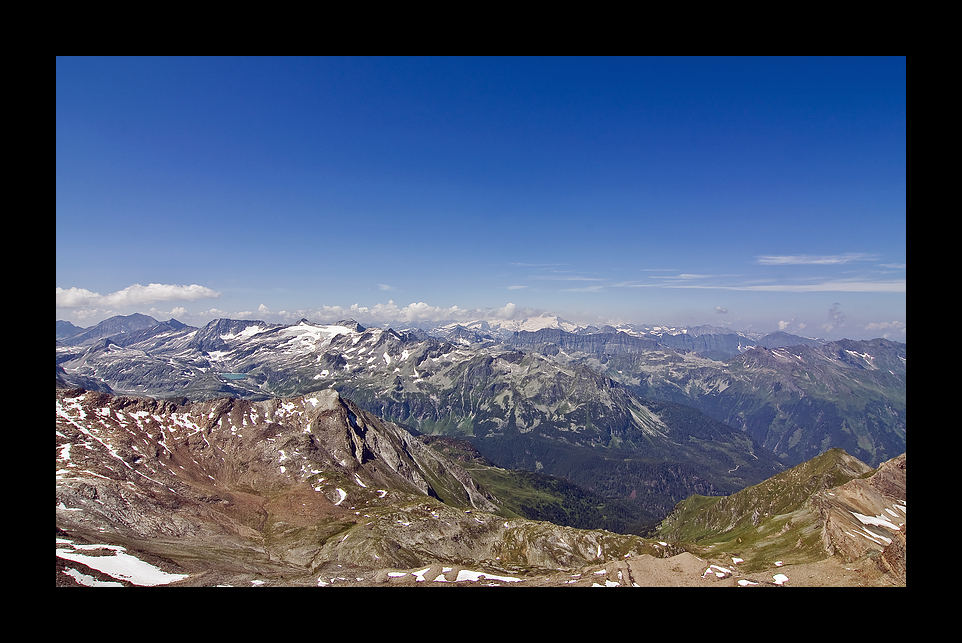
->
[[552, 336, 905, 467], [655, 448, 905, 585], [56, 387, 681, 586], [56, 387, 905, 587], [810, 453, 906, 583], [431, 321, 902, 468]]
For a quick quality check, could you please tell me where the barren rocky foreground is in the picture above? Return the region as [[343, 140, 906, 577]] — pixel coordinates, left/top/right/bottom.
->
[[56, 387, 904, 587], [57, 534, 900, 587]]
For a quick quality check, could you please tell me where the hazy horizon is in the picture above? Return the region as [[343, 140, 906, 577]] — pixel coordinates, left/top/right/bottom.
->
[[55, 305, 905, 343], [57, 57, 905, 342]]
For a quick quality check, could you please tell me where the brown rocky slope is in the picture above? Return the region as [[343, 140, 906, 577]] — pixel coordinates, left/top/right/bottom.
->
[[56, 387, 904, 587]]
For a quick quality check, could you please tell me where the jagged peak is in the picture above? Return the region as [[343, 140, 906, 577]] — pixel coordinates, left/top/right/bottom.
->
[[333, 319, 365, 332]]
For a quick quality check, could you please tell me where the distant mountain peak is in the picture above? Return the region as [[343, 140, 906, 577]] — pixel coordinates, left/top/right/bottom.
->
[[333, 319, 365, 332], [58, 313, 160, 346]]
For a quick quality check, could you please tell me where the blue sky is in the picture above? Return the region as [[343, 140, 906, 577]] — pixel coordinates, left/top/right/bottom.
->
[[57, 56, 905, 340]]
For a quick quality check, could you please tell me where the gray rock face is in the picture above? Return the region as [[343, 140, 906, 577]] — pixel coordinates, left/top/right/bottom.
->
[[508, 329, 664, 356], [583, 338, 905, 467], [812, 453, 906, 572]]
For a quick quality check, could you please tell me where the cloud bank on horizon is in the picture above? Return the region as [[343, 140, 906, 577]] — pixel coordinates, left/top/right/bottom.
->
[[56, 56, 905, 341], [56, 283, 221, 309], [54, 281, 906, 341]]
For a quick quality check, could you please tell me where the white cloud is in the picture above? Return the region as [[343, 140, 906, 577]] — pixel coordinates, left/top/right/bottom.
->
[[146, 306, 188, 319], [865, 320, 906, 338], [714, 306, 728, 314], [668, 279, 905, 293], [561, 285, 605, 292], [56, 283, 221, 309], [509, 262, 568, 268], [777, 318, 806, 333], [532, 275, 604, 282], [494, 302, 518, 319], [865, 320, 905, 331], [71, 307, 114, 321], [756, 253, 878, 265], [256, 300, 533, 325]]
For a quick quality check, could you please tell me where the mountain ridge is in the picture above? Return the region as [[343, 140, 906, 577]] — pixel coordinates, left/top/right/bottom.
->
[[56, 386, 683, 585], [655, 448, 905, 582], [56, 386, 906, 586]]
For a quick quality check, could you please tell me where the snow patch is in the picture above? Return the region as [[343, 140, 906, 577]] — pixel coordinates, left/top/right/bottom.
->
[[56, 540, 188, 586], [454, 569, 522, 583], [412, 567, 432, 582], [703, 565, 732, 578], [62, 567, 125, 587], [851, 510, 901, 531]]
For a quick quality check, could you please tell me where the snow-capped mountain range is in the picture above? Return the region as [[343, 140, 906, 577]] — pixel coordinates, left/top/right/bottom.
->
[[370, 313, 824, 348], [57, 312, 904, 470]]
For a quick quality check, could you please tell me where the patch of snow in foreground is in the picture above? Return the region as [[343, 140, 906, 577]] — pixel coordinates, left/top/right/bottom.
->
[[454, 570, 521, 583], [56, 541, 188, 586], [773, 574, 789, 585], [334, 488, 347, 505], [738, 579, 758, 586], [412, 567, 432, 582], [62, 567, 124, 587], [432, 567, 454, 582], [703, 565, 732, 578], [403, 567, 520, 583]]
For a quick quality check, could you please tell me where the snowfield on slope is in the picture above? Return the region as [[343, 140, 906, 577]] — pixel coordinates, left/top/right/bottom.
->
[[57, 538, 189, 586]]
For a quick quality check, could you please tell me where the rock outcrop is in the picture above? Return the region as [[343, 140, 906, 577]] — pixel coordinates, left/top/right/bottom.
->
[[813, 453, 906, 572], [56, 388, 668, 584], [655, 449, 906, 586]]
